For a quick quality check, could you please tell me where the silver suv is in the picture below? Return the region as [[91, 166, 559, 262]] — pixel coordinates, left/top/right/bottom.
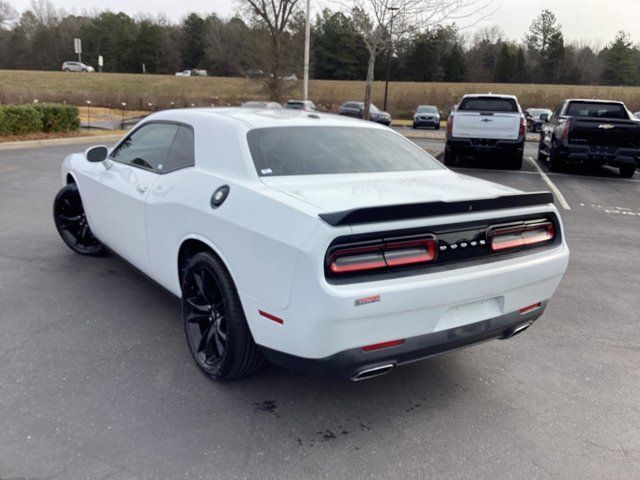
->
[[61, 61, 94, 73]]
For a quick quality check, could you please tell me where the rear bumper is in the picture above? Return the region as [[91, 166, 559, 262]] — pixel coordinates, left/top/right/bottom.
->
[[260, 303, 547, 379], [557, 144, 639, 167], [446, 137, 524, 156]]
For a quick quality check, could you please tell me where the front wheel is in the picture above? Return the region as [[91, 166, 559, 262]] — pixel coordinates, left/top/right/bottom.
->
[[53, 184, 106, 256], [182, 252, 263, 380], [619, 164, 636, 178]]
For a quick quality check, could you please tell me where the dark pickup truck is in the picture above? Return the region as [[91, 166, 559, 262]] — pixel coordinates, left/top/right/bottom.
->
[[538, 99, 640, 178]]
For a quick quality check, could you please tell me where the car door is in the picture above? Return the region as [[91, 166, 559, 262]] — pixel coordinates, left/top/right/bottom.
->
[[81, 122, 181, 273]]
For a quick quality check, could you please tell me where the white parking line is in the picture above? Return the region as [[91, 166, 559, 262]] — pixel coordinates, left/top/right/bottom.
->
[[527, 157, 572, 210]]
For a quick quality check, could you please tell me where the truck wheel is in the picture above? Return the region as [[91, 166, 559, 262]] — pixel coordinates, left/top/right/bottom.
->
[[619, 164, 636, 178], [412, 123, 417, 129], [548, 149, 565, 172], [443, 149, 457, 167], [508, 153, 523, 170]]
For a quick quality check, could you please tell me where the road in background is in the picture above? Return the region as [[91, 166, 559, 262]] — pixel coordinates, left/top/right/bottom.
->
[[1, 141, 639, 479]]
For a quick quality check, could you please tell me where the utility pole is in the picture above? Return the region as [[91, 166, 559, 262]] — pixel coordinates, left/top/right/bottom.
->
[[303, 0, 311, 101], [383, 7, 399, 112]]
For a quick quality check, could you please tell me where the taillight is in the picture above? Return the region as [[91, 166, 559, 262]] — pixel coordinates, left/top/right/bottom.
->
[[489, 221, 555, 252], [561, 117, 572, 141], [329, 237, 436, 274], [446, 115, 454, 137], [519, 115, 527, 137]]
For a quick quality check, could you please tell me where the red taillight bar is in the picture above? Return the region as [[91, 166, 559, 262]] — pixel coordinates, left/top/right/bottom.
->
[[490, 222, 555, 252], [329, 238, 436, 274], [519, 303, 542, 315], [259, 310, 284, 325]]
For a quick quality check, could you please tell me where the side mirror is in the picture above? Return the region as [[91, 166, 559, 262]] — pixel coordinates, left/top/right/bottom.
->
[[540, 113, 549, 122], [85, 145, 108, 163]]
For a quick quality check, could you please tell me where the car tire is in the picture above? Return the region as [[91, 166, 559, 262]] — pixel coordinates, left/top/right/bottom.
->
[[181, 251, 263, 380], [53, 184, 106, 256], [443, 148, 457, 167], [538, 138, 549, 162], [435, 124, 440, 130], [619, 164, 636, 178], [508, 152, 523, 170], [412, 123, 417, 129], [82, 69, 88, 73], [548, 148, 565, 172], [63, 68, 70, 72]]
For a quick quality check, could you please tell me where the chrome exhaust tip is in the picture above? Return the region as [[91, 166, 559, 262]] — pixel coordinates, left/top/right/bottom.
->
[[502, 321, 533, 340], [351, 364, 394, 382]]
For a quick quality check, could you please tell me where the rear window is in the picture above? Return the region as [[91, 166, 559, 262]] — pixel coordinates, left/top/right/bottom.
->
[[459, 97, 518, 112], [565, 102, 629, 119], [247, 127, 443, 176]]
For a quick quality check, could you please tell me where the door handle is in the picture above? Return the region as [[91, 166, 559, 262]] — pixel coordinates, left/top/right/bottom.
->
[[136, 184, 148, 194]]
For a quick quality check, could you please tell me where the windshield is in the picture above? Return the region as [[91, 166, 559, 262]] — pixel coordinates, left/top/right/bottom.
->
[[247, 127, 443, 176], [286, 102, 304, 109], [459, 97, 518, 112], [565, 102, 629, 119], [369, 104, 380, 113], [417, 106, 438, 114]]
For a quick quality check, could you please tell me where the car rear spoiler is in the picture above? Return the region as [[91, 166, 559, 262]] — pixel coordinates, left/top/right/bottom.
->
[[319, 191, 555, 226]]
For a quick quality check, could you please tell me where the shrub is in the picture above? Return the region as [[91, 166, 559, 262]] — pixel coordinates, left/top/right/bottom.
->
[[33, 103, 80, 132], [0, 103, 80, 136], [0, 105, 43, 135]]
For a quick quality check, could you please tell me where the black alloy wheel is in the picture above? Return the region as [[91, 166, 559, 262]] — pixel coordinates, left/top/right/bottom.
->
[[181, 252, 263, 380], [53, 184, 106, 256]]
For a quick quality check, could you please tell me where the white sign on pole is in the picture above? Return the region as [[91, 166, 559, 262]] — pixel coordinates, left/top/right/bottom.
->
[[98, 55, 103, 67], [74, 38, 82, 54]]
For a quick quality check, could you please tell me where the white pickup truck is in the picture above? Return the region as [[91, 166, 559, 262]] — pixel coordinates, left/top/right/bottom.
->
[[445, 94, 527, 170]]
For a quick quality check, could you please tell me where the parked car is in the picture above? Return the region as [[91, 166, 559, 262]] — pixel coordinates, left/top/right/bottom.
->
[[538, 99, 640, 177], [53, 108, 569, 381], [445, 94, 526, 170], [282, 74, 298, 81], [246, 69, 265, 79], [413, 105, 441, 129], [241, 101, 282, 109], [61, 61, 94, 73], [338, 101, 391, 126], [525, 108, 553, 132], [634, 111, 640, 120], [175, 70, 191, 77], [283, 100, 317, 111]]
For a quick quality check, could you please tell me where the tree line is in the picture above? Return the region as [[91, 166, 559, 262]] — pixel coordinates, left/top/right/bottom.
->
[[1, 0, 639, 88]]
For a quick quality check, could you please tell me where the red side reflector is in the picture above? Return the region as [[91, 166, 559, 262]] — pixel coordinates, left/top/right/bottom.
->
[[519, 303, 542, 315], [259, 310, 284, 325], [362, 339, 404, 352]]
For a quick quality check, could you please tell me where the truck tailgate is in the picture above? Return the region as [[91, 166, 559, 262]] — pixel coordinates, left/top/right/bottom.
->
[[569, 118, 640, 149], [453, 112, 521, 140]]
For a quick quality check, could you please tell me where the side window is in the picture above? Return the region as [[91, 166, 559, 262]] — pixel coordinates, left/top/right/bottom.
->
[[164, 126, 195, 173], [551, 103, 563, 121], [110, 123, 179, 172]]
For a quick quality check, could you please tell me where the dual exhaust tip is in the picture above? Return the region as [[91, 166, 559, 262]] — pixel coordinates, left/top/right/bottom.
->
[[351, 321, 535, 381]]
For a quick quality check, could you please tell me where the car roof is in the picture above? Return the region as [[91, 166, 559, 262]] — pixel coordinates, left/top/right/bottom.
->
[[461, 93, 518, 100], [564, 99, 625, 104], [148, 107, 386, 131]]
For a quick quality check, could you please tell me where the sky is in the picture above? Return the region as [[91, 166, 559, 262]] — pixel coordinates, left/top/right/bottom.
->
[[7, 0, 640, 45]]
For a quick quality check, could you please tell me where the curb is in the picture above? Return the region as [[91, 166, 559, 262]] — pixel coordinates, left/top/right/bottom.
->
[[0, 134, 122, 151]]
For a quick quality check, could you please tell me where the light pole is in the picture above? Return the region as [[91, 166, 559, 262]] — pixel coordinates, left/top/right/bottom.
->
[[303, 0, 311, 101], [383, 7, 399, 112]]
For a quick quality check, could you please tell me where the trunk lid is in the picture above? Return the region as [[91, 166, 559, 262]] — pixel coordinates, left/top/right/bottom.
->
[[260, 170, 519, 213], [568, 118, 640, 149]]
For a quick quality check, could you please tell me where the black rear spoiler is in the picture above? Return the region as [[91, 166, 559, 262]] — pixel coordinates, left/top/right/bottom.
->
[[319, 191, 555, 226]]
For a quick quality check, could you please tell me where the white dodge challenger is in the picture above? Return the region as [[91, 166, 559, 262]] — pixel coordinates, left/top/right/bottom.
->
[[53, 108, 570, 381]]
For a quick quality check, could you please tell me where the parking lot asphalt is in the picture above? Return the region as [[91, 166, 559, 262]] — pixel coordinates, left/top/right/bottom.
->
[[1, 140, 639, 480]]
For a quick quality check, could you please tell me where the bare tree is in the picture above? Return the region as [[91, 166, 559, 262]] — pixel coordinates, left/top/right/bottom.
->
[[350, 0, 493, 118], [240, 0, 300, 101], [0, 0, 18, 28]]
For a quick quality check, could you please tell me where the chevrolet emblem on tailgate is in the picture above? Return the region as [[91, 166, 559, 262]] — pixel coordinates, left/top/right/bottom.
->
[[598, 124, 615, 130]]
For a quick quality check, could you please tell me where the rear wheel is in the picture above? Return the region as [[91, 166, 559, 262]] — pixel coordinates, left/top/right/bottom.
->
[[412, 123, 417, 129], [548, 147, 565, 172], [53, 184, 106, 256], [538, 138, 549, 162], [619, 164, 636, 178], [443, 148, 457, 167], [508, 152, 523, 170], [182, 252, 263, 380]]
